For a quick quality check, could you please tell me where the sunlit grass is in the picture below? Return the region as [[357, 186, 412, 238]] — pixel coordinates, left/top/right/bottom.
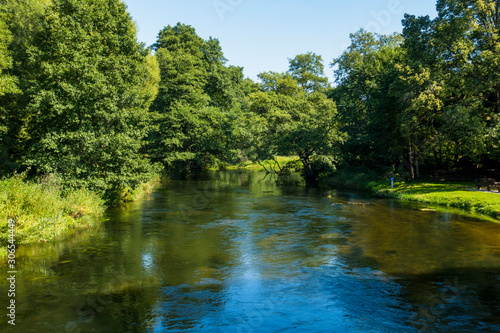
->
[[324, 169, 500, 221], [220, 156, 302, 171], [0, 173, 163, 257], [371, 181, 500, 220], [0, 175, 105, 257]]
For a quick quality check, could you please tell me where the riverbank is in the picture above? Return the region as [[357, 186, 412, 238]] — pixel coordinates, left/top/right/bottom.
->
[[0, 174, 160, 257], [322, 170, 500, 221]]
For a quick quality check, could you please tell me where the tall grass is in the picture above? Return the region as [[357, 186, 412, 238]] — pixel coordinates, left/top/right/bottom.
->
[[0, 175, 105, 257]]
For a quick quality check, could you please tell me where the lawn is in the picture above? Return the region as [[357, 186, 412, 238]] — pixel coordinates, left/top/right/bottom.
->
[[322, 168, 500, 221], [372, 181, 500, 220]]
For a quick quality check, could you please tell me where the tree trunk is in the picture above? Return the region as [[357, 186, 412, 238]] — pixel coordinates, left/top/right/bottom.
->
[[409, 140, 415, 180], [301, 155, 315, 180], [416, 155, 420, 179]]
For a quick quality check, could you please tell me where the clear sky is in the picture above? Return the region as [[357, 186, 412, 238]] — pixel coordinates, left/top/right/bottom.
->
[[122, 0, 438, 82]]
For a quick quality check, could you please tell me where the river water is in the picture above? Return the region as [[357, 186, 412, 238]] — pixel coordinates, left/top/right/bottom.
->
[[2, 171, 500, 332]]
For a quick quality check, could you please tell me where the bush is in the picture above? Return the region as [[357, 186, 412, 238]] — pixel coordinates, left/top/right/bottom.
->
[[309, 155, 336, 180]]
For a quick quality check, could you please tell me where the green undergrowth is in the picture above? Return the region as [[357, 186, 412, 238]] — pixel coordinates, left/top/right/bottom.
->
[[324, 168, 500, 221], [0, 174, 162, 257]]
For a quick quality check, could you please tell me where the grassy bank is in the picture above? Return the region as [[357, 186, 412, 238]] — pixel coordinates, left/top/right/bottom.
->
[[374, 182, 500, 220], [0, 174, 162, 257], [0, 175, 105, 257], [323, 169, 500, 221]]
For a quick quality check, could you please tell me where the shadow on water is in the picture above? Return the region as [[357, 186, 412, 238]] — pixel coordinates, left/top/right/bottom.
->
[[1, 170, 500, 332]]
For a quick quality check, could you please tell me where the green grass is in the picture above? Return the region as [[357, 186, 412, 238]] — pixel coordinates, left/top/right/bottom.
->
[[0, 173, 163, 257], [218, 156, 303, 172], [0, 174, 106, 257], [324, 169, 500, 221], [372, 181, 500, 219]]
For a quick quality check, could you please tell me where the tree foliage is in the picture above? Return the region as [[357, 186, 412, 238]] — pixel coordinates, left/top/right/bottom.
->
[[21, 0, 161, 201], [331, 1, 500, 178], [331, 30, 404, 172], [246, 71, 343, 179], [149, 23, 247, 175], [0, 6, 20, 168], [288, 52, 330, 93], [0, 0, 51, 174]]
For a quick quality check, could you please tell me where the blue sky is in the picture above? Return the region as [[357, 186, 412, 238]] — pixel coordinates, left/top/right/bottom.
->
[[122, 0, 438, 82]]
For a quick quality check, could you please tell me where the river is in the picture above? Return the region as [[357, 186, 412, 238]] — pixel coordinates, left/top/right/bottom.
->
[[2, 170, 500, 332]]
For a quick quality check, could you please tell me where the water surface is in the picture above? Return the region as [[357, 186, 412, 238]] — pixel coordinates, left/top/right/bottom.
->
[[2, 171, 500, 332]]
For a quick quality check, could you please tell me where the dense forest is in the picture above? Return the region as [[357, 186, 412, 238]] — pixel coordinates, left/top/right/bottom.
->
[[1, 0, 500, 203]]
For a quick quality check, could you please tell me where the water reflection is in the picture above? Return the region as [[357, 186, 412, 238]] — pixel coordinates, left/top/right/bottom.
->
[[1, 171, 500, 332]]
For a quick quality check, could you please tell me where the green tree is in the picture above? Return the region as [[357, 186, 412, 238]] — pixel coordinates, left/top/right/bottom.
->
[[0, 0, 51, 175], [433, 0, 500, 164], [398, 13, 466, 174], [149, 23, 244, 175], [247, 71, 343, 179], [398, 1, 496, 172], [288, 52, 330, 93], [331, 30, 405, 173], [202, 37, 248, 111], [0, 16, 17, 97], [24, 0, 160, 202], [0, 9, 20, 171], [258, 71, 303, 96]]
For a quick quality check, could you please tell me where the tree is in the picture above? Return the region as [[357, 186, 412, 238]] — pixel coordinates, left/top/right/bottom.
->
[[258, 71, 303, 96], [288, 52, 330, 93], [0, 15, 17, 97], [149, 23, 245, 175], [247, 70, 343, 179], [0, 9, 20, 173], [397, 1, 497, 172], [432, 0, 500, 164], [331, 30, 405, 173], [330, 2, 499, 178], [24, 0, 160, 201], [0, 0, 51, 175]]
